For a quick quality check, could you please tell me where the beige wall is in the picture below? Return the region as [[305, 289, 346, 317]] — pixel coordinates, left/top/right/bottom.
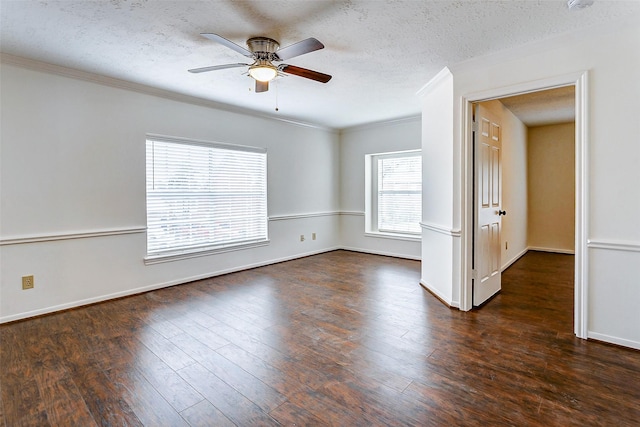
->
[[527, 122, 575, 252]]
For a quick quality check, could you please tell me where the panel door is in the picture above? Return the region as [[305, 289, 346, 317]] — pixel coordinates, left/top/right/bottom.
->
[[474, 103, 503, 306]]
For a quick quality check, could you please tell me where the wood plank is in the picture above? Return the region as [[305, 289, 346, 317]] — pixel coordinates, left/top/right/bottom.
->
[[197, 352, 287, 414], [167, 317, 230, 350], [30, 340, 97, 427], [175, 338, 287, 413], [215, 343, 323, 397], [0, 371, 50, 427], [64, 361, 143, 426], [98, 335, 206, 413], [283, 389, 365, 426], [179, 400, 235, 427], [177, 363, 280, 426], [268, 401, 327, 426], [104, 366, 190, 426], [136, 327, 197, 371]]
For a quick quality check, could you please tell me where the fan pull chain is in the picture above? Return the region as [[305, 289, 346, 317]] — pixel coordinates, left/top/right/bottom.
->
[[275, 79, 279, 112]]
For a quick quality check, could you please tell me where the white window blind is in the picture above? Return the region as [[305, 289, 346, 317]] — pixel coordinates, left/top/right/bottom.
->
[[146, 137, 268, 257], [374, 152, 422, 235]]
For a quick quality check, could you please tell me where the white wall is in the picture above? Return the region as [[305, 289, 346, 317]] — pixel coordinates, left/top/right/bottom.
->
[[0, 62, 341, 322], [444, 21, 640, 348], [499, 102, 529, 269], [418, 68, 457, 306], [339, 117, 422, 259], [528, 122, 575, 253]]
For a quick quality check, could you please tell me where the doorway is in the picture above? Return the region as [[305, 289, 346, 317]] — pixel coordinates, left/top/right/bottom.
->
[[461, 71, 588, 338], [472, 87, 576, 307]]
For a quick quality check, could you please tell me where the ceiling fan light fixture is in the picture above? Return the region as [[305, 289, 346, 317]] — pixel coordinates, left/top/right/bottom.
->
[[249, 63, 278, 82]]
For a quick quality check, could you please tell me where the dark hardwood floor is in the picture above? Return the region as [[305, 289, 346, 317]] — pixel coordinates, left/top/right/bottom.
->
[[1, 250, 639, 426]]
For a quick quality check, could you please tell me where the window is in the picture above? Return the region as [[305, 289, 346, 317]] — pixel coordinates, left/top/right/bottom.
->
[[146, 136, 268, 261], [366, 150, 422, 237]]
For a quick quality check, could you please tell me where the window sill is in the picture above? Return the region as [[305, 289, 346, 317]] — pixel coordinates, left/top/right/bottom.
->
[[364, 232, 421, 242], [144, 240, 270, 265]]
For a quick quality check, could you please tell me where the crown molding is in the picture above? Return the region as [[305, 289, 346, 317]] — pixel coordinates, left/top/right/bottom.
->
[[416, 66, 453, 99], [0, 53, 338, 134], [340, 115, 421, 134]]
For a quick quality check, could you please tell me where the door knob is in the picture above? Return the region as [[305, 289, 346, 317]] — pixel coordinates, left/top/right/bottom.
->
[[498, 210, 507, 216]]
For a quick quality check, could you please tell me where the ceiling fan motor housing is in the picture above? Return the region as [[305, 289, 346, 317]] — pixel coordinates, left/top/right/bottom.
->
[[247, 37, 280, 61]]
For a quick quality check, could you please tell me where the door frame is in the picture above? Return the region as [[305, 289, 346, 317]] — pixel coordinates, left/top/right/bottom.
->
[[460, 71, 589, 339]]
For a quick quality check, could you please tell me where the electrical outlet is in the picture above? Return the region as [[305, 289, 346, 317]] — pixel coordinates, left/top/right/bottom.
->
[[22, 275, 34, 290], [312, 233, 317, 240], [300, 234, 305, 242]]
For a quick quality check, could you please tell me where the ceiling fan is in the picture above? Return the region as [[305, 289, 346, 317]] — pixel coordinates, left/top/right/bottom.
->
[[188, 33, 332, 93]]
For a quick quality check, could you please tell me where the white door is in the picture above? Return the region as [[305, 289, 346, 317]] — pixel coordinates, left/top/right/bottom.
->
[[473, 103, 503, 306]]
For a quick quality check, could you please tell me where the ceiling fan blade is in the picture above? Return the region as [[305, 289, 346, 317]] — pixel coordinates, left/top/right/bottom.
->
[[188, 63, 248, 73], [255, 80, 269, 93], [201, 33, 253, 57], [279, 65, 332, 83], [275, 38, 324, 61]]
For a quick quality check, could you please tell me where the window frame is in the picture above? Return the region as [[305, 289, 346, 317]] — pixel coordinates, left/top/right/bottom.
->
[[365, 149, 422, 241], [144, 134, 269, 264]]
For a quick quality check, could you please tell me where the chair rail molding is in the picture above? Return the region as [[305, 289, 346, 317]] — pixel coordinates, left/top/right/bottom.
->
[[0, 226, 146, 246], [587, 239, 640, 252], [420, 221, 461, 237]]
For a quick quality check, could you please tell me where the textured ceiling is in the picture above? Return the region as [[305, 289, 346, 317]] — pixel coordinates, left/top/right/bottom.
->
[[1, 1, 638, 129]]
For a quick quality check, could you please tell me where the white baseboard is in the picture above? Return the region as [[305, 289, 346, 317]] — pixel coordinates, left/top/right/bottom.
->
[[501, 247, 529, 271], [0, 245, 419, 324], [0, 246, 342, 324], [528, 246, 575, 255], [588, 332, 640, 351], [2, 245, 422, 324], [339, 246, 421, 261], [500, 245, 577, 272], [419, 280, 458, 308]]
